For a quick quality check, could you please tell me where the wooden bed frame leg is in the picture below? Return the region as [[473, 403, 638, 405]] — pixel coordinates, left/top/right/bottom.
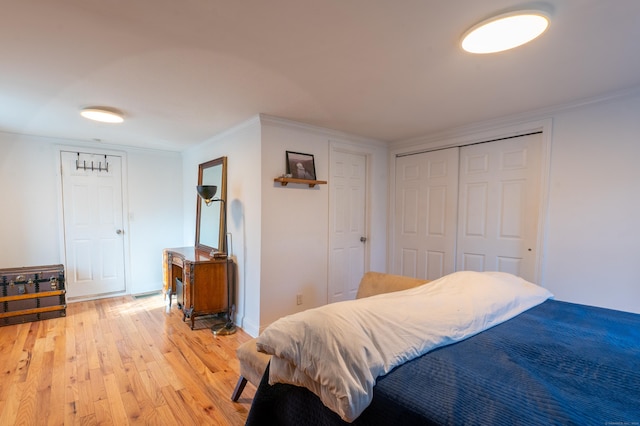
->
[[231, 376, 248, 402]]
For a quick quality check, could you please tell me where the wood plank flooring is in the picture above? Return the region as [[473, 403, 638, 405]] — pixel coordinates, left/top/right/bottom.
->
[[0, 293, 256, 425]]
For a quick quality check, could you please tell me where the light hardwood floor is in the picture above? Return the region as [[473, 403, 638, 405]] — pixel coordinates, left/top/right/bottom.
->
[[0, 293, 256, 425]]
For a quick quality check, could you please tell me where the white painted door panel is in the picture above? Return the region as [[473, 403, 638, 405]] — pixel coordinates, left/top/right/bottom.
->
[[393, 148, 459, 280], [61, 151, 126, 298], [329, 151, 367, 303], [456, 133, 542, 282]]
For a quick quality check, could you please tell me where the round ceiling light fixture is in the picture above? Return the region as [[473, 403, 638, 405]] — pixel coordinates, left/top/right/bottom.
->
[[80, 106, 125, 123], [461, 10, 550, 54]]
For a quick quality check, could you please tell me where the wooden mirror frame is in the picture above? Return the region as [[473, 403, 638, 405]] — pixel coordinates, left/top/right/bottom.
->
[[195, 156, 227, 253]]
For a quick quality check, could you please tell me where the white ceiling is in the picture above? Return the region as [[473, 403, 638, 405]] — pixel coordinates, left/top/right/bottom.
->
[[2, 0, 640, 151]]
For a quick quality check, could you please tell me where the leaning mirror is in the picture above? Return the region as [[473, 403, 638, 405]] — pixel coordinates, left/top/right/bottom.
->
[[195, 156, 227, 253]]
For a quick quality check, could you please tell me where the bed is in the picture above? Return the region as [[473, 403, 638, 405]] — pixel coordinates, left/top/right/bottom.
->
[[246, 271, 640, 425]]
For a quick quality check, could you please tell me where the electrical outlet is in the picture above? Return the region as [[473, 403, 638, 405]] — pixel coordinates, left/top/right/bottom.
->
[[296, 293, 303, 305]]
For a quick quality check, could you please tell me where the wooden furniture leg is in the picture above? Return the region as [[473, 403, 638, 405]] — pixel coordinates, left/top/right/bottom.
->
[[232, 338, 271, 401], [231, 377, 248, 402]]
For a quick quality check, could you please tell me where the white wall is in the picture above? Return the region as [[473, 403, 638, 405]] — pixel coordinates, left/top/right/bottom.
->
[[183, 115, 389, 335], [182, 117, 263, 335], [542, 93, 640, 313], [0, 133, 61, 266], [392, 90, 640, 314], [259, 121, 331, 328], [126, 149, 183, 294], [259, 116, 389, 330], [0, 132, 183, 295]]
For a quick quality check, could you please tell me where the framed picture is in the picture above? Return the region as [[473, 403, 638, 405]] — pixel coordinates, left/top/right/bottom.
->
[[286, 151, 316, 180]]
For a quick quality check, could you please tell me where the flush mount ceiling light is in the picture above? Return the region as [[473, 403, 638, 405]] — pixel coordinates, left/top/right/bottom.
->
[[461, 10, 550, 54], [80, 107, 124, 123]]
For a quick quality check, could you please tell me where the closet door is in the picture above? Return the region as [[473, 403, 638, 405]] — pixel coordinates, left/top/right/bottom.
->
[[393, 148, 459, 280], [456, 133, 542, 282], [329, 150, 368, 303]]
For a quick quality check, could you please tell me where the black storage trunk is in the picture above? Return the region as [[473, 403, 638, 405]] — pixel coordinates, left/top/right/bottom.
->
[[0, 264, 66, 326]]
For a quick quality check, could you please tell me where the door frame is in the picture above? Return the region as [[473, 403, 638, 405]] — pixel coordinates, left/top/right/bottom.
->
[[328, 141, 373, 301], [389, 118, 552, 284], [55, 144, 132, 300]]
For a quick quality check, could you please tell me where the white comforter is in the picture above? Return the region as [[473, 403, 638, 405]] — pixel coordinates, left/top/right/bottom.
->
[[256, 271, 553, 422]]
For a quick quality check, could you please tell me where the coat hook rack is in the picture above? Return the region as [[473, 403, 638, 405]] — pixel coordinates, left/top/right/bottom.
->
[[76, 153, 109, 172]]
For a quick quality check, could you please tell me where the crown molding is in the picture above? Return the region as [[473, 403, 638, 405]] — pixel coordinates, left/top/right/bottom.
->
[[0, 130, 181, 155], [258, 113, 388, 148], [393, 84, 640, 150], [193, 114, 262, 149]]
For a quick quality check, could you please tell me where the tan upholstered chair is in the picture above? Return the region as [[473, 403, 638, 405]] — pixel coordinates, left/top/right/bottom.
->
[[231, 337, 271, 401], [231, 272, 431, 401]]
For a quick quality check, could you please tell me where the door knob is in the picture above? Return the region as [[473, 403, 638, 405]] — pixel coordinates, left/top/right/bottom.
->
[[116, 229, 123, 235], [360, 236, 367, 243]]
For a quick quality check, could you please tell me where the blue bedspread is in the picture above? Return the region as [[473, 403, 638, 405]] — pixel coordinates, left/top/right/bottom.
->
[[246, 300, 640, 425]]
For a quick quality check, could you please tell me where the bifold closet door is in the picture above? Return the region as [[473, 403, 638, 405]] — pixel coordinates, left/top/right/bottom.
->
[[456, 133, 542, 282], [393, 132, 543, 283], [393, 148, 459, 280]]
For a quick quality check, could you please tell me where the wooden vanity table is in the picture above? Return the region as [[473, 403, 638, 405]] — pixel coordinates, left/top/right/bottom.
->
[[163, 247, 229, 329]]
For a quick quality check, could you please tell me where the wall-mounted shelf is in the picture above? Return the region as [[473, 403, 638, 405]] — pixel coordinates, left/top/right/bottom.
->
[[274, 177, 327, 187]]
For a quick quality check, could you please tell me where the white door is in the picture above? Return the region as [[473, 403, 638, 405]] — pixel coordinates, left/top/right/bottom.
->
[[61, 151, 126, 299], [456, 133, 542, 281], [328, 150, 367, 303], [393, 148, 459, 279]]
